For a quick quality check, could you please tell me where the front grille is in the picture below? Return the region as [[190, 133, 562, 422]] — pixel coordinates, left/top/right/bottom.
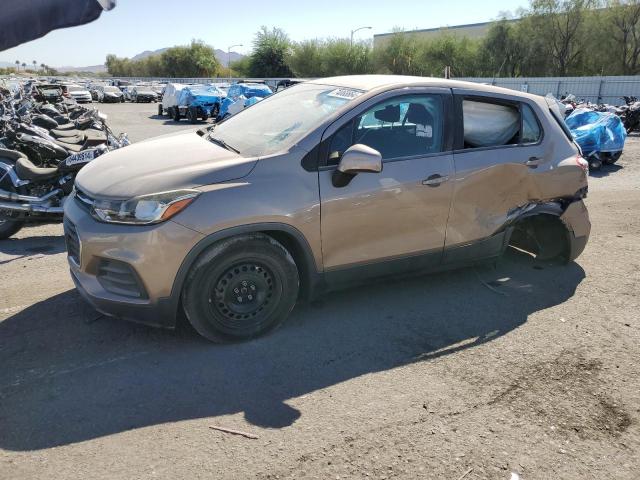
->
[[97, 259, 147, 299], [63, 219, 81, 266]]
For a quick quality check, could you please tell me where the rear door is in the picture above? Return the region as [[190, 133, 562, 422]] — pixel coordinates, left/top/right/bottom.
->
[[318, 88, 455, 273], [445, 90, 547, 261]]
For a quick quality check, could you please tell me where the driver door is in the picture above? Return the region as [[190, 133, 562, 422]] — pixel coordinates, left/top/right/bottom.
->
[[319, 89, 454, 276]]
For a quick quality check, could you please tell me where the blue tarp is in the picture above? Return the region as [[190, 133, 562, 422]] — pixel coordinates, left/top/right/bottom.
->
[[177, 85, 225, 108], [566, 108, 626, 155], [219, 84, 272, 119]]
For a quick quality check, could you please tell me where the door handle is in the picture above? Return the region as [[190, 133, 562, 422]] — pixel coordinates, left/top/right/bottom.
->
[[422, 174, 449, 187], [525, 156, 543, 167]]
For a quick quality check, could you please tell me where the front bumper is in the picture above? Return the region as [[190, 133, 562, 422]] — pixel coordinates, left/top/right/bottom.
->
[[64, 195, 204, 328], [103, 95, 122, 103]]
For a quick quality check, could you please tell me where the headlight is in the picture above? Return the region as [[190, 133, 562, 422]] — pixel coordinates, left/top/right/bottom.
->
[[91, 190, 200, 225]]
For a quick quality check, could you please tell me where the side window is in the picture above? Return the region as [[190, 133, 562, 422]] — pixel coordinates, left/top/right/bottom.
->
[[327, 94, 444, 165], [522, 104, 542, 144], [462, 99, 520, 149]]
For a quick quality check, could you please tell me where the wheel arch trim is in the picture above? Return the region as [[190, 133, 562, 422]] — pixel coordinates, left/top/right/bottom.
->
[[165, 222, 321, 324]]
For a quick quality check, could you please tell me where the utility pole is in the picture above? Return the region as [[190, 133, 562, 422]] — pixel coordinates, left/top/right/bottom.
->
[[227, 44, 243, 80]]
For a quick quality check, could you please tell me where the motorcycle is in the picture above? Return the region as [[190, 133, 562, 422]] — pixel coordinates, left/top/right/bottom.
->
[[0, 88, 130, 239]]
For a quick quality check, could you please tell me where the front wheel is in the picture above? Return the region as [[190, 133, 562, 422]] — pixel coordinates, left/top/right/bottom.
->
[[182, 234, 299, 343], [172, 107, 181, 122], [157, 104, 163, 116]]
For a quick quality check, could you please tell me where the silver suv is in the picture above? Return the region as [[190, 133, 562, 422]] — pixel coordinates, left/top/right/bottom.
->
[[63, 75, 590, 342]]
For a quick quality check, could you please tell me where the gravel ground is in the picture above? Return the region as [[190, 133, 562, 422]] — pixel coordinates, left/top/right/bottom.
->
[[0, 102, 638, 480]]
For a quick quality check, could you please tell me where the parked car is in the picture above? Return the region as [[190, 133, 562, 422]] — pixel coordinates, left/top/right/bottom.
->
[[97, 85, 125, 103], [218, 82, 272, 120], [159, 82, 198, 120], [131, 86, 157, 103], [33, 83, 64, 103], [274, 78, 307, 92], [65, 84, 92, 103], [65, 75, 591, 343], [171, 84, 227, 123], [121, 86, 134, 102], [88, 84, 102, 101]]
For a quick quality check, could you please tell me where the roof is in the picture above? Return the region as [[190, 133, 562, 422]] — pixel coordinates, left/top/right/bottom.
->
[[373, 19, 518, 39], [307, 75, 541, 100]]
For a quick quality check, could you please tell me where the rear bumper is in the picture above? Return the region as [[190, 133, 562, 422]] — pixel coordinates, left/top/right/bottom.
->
[[561, 199, 591, 261]]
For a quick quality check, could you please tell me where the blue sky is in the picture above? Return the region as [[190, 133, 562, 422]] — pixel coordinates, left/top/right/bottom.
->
[[1, 0, 529, 67]]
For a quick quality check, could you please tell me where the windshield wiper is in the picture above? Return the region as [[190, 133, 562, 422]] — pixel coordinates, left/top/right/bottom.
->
[[209, 135, 240, 154]]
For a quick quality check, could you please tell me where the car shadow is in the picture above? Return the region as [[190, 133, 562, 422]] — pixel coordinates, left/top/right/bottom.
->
[[0, 234, 66, 265], [590, 163, 623, 178], [0, 250, 585, 451]]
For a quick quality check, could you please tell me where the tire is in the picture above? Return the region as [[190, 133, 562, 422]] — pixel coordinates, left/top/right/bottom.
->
[[0, 219, 24, 240], [157, 103, 163, 116], [172, 107, 181, 122], [187, 107, 198, 124], [212, 104, 220, 120], [603, 151, 622, 165], [182, 234, 299, 343]]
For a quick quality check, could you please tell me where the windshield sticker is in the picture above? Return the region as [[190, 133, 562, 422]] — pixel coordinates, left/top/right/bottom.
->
[[327, 88, 364, 100]]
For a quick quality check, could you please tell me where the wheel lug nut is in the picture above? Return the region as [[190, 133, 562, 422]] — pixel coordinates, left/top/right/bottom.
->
[[237, 296, 242, 302], [248, 295, 253, 300], [242, 281, 248, 287], [250, 285, 256, 290], [234, 288, 240, 294]]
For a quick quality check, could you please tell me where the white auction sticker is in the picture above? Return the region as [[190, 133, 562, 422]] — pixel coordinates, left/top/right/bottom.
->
[[327, 88, 364, 100]]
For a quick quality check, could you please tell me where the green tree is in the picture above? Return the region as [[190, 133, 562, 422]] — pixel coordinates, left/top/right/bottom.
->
[[247, 27, 292, 77], [607, 0, 640, 74]]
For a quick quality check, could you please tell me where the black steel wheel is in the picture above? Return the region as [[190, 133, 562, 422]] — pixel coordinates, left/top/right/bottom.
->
[[182, 234, 299, 342], [157, 103, 163, 116]]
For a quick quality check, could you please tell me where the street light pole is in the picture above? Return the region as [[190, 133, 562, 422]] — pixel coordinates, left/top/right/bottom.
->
[[350, 26, 372, 47], [227, 44, 243, 81]]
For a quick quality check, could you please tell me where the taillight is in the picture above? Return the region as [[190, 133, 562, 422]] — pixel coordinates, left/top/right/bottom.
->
[[575, 154, 589, 172]]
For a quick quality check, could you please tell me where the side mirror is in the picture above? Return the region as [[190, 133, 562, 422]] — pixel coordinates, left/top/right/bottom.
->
[[332, 144, 382, 187]]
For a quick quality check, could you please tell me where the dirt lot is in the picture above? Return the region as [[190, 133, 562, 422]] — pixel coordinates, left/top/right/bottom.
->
[[0, 102, 638, 480]]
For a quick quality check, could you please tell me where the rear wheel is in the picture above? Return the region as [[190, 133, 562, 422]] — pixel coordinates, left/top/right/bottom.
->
[[157, 104, 163, 116], [172, 107, 181, 122], [182, 234, 299, 343]]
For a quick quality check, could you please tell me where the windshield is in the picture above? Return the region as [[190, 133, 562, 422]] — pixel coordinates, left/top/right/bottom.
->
[[67, 85, 83, 92], [104, 86, 120, 93], [209, 83, 364, 157]]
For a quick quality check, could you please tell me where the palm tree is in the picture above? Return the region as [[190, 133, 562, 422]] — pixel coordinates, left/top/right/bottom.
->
[[32, 60, 37, 71], [15, 60, 19, 70], [40, 63, 45, 72], [21, 62, 26, 70]]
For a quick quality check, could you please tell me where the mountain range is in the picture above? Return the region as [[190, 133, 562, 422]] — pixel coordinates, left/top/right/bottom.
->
[[0, 47, 245, 73]]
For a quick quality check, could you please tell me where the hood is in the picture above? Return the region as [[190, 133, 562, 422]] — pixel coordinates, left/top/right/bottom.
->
[[76, 130, 257, 199], [104, 91, 121, 97]]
